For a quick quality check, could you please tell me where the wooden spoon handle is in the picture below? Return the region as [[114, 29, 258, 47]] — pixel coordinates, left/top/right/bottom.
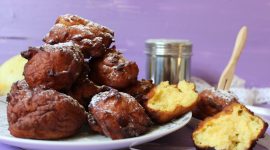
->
[[217, 26, 248, 90]]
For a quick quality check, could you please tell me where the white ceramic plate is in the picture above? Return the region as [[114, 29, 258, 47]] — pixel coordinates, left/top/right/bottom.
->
[[0, 96, 192, 150]]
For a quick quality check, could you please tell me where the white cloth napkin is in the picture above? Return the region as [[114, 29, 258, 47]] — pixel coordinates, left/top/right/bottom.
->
[[191, 76, 270, 105]]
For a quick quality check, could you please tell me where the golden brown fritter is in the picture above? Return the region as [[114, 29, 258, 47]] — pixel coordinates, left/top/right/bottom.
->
[[145, 81, 198, 124], [87, 112, 104, 135], [56, 14, 89, 26], [68, 62, 101, 108], [192, 88, 238, 120], [21, 42, 84, 91], [124, 79, 155, 104], [7, 80, 87, 140], [43, 14, 114, 58], [9, 79, 29, 93], [88, 89, 152, 139], [192, 102, 268, 150], [89, 48, 139, 89]]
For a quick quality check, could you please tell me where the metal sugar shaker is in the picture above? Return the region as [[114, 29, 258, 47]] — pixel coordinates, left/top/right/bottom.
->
[[145, 39, 192, 84]]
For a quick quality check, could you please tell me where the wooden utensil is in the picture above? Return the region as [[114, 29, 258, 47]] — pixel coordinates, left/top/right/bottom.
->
[[217, 26, 248, 90]]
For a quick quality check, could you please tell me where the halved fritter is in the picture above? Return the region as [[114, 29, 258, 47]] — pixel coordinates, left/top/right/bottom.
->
[[192, 102, 268, 150], [145, 80, 198, 123]]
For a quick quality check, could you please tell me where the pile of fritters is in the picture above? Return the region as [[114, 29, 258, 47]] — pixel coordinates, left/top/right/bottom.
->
[[7, 14, 155, 140]]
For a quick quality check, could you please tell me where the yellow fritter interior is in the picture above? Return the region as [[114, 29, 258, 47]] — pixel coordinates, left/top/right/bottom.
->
[[147, 81, 198, 111], [193, 103, 265, 150]]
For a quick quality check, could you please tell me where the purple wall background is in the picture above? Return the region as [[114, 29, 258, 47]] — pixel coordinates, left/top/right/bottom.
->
[[0, 0, 270, 87]]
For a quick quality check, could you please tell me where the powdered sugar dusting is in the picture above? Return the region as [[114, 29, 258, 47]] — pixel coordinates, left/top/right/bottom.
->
[[90, 90, 137, 107], [42, 42, 83, 62], [208, 88, 238, 101], [91, 90, 117, 107], [47, 41, 75, 49], [119, 92, 137, 103]]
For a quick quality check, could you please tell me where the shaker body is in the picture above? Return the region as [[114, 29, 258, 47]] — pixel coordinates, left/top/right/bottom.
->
[[145, 39, 192, 84]]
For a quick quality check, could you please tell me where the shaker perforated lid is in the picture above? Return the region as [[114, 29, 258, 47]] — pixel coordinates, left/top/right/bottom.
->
[[145, 39, 192, 56]]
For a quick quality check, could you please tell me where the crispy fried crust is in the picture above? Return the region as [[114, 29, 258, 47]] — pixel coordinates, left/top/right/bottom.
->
[[123, 79, 155, 104], [22, 42, 84, 91], [68, 62, 101, 108], [87, 112, 104, 135], [88, 89, 152, 139], [145, 101, 197, 124], [7, 80, 87, 140], [43, 14, 114, 58], [89, 48, 139, 89], [193, 88, 238, 120], [9, 79, 29, 93], [69, 76, 100, 108], [144, 81, 198, 124], [192, 102, 268, 150]]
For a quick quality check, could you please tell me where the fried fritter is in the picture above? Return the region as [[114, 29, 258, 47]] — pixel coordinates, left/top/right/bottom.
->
[[88, 89, 152, 139], [192, 88, 238, 120], [89, 48, 139, 89], [43, 14, 114, 58], [68, 62, 101, 108], [192, 102, 268, 150], [9, 79, 29, 93], [87, 112, 104, 135], [21, 42, 84, 91], [7, 80, 87, 140], [124, 79, 155, 104], [145, 81, 198, 123]]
